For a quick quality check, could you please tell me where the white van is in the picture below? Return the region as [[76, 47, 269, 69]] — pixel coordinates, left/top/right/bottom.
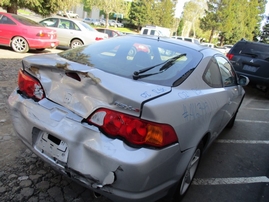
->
[[140, 26, 171, 37], [171, 36, 200, 45]]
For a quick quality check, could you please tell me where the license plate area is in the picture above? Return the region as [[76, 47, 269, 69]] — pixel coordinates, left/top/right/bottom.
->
[[35, 132, 68, 163], [243, 64, 258, 72]]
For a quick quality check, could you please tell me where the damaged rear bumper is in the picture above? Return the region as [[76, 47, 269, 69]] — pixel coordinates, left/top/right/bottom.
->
[[8, 89, 194, 202]]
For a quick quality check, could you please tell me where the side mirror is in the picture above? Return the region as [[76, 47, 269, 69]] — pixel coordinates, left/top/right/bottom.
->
[[238, 75, 249, 86]]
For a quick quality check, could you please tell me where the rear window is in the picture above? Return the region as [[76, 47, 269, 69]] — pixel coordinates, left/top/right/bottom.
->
[[12, 14, 43, 26], [231, 42, 269, 60], [58, 35, 203, 86]]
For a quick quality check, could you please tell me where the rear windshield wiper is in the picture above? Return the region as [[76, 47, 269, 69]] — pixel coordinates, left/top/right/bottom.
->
[[132, 53, 186, 80]]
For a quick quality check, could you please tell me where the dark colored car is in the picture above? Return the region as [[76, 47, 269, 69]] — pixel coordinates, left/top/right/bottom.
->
[[95, 28, 124, 38], [227, 39, 269, 91]]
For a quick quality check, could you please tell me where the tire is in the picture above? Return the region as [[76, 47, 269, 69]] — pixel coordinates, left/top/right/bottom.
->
[[11, 36, 29, 53], [36, 48, 45, 51], [70, 39, 83, 49], [172, 142, 203, 201]]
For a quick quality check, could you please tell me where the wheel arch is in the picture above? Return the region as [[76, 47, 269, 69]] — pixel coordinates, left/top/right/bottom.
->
[[69, 37, 84, 46], [10, 35, 29, 47]]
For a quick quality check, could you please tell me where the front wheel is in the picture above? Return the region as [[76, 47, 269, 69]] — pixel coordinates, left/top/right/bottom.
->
[[70, 39, 83, 49], [11, 36, 29, 53]]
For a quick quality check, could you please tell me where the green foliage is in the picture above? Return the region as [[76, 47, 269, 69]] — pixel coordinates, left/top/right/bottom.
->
[[83, 0, 130, 27], [261, 16, 269, 43], [0, 0, 82, 16], [199, 0, 267, 45], [128, 0, 175, 31]]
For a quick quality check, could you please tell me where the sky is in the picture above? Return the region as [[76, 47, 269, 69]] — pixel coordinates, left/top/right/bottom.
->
[[175, 0, 269, 18]]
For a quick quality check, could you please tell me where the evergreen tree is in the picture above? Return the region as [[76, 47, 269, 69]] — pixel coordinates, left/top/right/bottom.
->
[[200, 0, 266, 45], [261, 16, 269, 43], [129, 0, 148, 31], [158, 0, 176, 28]]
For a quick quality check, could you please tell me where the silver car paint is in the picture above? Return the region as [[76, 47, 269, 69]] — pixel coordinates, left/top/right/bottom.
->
[[40, 17, 108, 47], [8, 39, 246, 202]]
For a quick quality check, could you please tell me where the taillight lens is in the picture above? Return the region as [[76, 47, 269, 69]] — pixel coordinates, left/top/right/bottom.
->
[[37, 30, 45, 37], [95, 37, 104, 41], [18, 70, 45, 101], [86, 108, 178, 148], [226, 53, 234, 60]]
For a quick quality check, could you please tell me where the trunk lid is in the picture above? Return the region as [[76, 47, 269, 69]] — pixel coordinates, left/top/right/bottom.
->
[[22, 54, 171, 118]]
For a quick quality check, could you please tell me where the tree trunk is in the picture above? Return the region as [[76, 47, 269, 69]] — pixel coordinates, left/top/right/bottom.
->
[[209, 28, 214, 43], [6, 0, 18, 14]]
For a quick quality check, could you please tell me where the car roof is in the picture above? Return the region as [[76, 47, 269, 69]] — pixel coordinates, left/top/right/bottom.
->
[[43, 16, 82, 23]]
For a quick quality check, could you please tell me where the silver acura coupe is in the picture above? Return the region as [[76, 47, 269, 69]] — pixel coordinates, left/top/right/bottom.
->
[[8, 35, 249, 202]]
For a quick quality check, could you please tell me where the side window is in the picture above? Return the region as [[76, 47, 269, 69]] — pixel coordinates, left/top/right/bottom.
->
[[69, 21, 80, 31], [0, 15, 16, 25], [216, 56, 237, 87], [150, 30, 156, 35], [59, 19, 71, 29], [203, 58, 222, 88], [40, 18, 58, 27], [142, 29, 148, 35], [106, 30, 113, 37]]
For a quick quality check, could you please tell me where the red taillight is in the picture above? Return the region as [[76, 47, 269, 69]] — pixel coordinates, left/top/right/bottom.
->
[[37, 30, 45, 37], [87, 108, 178, 148], [18, 70, 45, 101], [95, 37, 104, 41], [226, 53, 234, 60]]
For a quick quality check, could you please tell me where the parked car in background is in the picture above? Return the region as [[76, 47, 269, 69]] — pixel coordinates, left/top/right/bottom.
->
[[171, 36, 200, 45], [95, 28, 124, 38], [227, 39, 269, 91], [57, 11, 79, 18], [201, 42, 229, 54], [141, 25, 171, 37], [8, 35, 249, 202], [83, 18, 101, 26], [108, 19, 124, 27], [63, 11, 79, 18], [0, 12, 58, 53], [39, 17, 108, 48]]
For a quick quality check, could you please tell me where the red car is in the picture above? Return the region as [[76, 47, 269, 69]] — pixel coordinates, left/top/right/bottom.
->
[[0, 12, 59, 53]]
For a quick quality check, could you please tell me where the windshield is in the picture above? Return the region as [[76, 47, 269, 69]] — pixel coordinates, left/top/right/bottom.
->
[[58, 35, 203, 86], [79, 21, 97, 32]]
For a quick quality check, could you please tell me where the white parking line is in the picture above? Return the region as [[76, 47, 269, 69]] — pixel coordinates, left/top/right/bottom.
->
[[193, 176, 269, 185], [236, 119, 269, 124], [216, 139, 269, 144], [243, 107, 269, 111]]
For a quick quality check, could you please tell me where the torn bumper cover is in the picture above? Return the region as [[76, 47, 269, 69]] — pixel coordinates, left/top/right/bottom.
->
[[8, 89, 194, 202]]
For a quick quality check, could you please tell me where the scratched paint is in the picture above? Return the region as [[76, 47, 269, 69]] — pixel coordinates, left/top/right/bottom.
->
[[140, 87, 166, 98], [182, 101, 211, 121]]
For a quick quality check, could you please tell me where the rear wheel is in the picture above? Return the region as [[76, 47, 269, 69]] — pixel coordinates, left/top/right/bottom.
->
[[172, 142, 203, 201], [11, 36, 29, 53], [70, 39, 83, 49]]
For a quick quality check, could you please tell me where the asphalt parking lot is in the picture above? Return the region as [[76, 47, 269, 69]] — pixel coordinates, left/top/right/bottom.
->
[[0, 46, 268, 202]]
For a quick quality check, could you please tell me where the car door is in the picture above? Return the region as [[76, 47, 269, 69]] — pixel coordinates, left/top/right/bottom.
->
[[56, 19, 75, 46], [215, 56, 241, 128], [0, 14, 17, 45]]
